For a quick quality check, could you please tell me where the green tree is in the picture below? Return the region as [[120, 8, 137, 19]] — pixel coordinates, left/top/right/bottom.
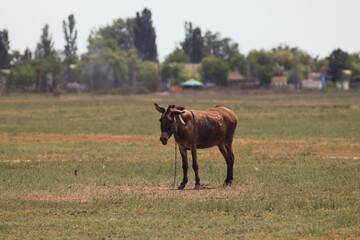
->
[[272, 50, 295, 70], [97, 18, 135, 51], [182, 22, 193, 58], [9, 50, 22, 67], [63, 14, 78, 62], [160, 63, 182, 85], [87, 35, 119, 54], [287, 64, 310, 88], [0, 29, 10, 69], [228, 52, 246, 73], [9, 63, 37, 88], [247, 50, 273, 87], [63, 14, 79, 83], [164, 48, 189, 63], [272, 45, 315, 71], [271, 45, 315, 87], [126, 48, 141, 86], [35, 24, 54, 58], [203, 31, 220, 57], [84, 15, 160, 92], [21, 48, 32, 64], [201, 56, 229, 86], [314, 57, 328, 72], [134, 8, 158, 62], [83, 38, 128, 90], [33, 54, 62, 92], [348, 52, 360, 82], [328, 48, 349, 83], [139, 61, 159, 92], [181, 22, 203, 63], [190, 27, 203, 63], [160, 64, 172, 83], [34, 24, 61, 91], [203, 31, 239, 62]]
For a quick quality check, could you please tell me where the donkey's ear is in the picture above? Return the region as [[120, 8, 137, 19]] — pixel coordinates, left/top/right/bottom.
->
[[154, 103, 165, 113]]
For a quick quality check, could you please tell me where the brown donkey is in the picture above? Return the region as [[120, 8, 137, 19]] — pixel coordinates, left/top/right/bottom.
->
[[154, 103, 238, 189]]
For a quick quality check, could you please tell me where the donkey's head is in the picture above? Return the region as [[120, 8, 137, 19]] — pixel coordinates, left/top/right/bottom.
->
[[154, 103, 185, 145]]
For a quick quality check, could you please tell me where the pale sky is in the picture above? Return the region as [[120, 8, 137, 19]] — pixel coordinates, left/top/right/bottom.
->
[[1, 0, 359, 61]]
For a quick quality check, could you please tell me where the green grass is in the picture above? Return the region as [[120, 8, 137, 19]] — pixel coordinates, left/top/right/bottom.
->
[[0, 90, 360, 239]]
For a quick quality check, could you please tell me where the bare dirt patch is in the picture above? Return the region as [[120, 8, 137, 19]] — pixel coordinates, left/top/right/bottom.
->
[[1, 183, 270, 203]]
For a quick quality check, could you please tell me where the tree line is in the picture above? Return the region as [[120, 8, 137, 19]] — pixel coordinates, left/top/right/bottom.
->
[[1, 8, 360, 93]]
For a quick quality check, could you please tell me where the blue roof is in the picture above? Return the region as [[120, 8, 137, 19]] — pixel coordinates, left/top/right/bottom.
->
[[180, 79, 204, 87]]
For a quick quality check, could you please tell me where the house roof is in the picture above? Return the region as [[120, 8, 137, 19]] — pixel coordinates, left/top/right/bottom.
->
[[180, 79, 204, 87], [271, 76, 288, 83], [228, 71, 245, 81]]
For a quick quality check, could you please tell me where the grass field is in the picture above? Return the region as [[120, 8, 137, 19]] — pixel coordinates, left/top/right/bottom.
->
[[0, 90, 359, 239]]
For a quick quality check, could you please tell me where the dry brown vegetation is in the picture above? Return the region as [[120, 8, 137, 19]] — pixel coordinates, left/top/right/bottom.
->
[[0, 92, 359, 239], [1, 133, 358, 163]]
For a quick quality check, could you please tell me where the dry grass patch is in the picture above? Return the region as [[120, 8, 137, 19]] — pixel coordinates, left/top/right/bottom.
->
[[0, 133, 157, 145], [1, 133, 359, 163], [235, 138, 360, 159], [1, 183, 272, 204]]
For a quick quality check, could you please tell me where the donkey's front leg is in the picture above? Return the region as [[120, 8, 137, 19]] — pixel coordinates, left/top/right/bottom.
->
[[191, 148, 201, 189], [178, 147, 188, 190]]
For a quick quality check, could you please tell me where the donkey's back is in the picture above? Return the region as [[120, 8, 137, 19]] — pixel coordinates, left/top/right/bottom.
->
[[191, 106, 237, 149]]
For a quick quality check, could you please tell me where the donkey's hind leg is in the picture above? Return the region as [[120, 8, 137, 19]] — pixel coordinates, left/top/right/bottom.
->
[[224, 143, 234, 186], [191, 148, 201, 189], [218, 144, 232, 186]]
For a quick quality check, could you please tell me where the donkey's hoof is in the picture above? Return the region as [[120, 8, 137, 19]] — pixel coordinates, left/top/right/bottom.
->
[[178, 183, 186, 190], [194, 184, 201, 190], [223, 181, 232, 187]]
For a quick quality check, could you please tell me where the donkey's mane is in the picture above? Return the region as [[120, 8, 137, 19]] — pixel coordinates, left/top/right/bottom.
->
[[175, 105, 186, 110], [168, 105, 186, 111]]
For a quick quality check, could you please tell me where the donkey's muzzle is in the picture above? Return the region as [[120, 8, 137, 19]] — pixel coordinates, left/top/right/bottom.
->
[[160, 133, 169, 145], [160, 137, 168, 145]]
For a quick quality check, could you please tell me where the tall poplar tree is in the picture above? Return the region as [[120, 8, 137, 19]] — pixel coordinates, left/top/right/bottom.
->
[[328, 48, 349, 83], [190, 27, 203, 63], [134, 8, 158, 62], [181, 22, 203, 63], [182, 22, 193, 57], [34, 24, 61, 91], [0, 29, 10, 69], [63, 14, 78, 62], [35, 24, 54, 58]]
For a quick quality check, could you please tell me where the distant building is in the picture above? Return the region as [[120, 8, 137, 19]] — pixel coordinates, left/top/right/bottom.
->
[[228, 71, 245, 85], [227, 71, 258, 88], [271, 76, 288, 86], [319, 67, 328, 88], [342, 70, 352, 90], [0, 69, 10, 95], [301, 72, 322, 89]]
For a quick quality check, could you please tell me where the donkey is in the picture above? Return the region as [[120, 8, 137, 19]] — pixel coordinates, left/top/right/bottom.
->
[[154, 103, 238, 189]]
